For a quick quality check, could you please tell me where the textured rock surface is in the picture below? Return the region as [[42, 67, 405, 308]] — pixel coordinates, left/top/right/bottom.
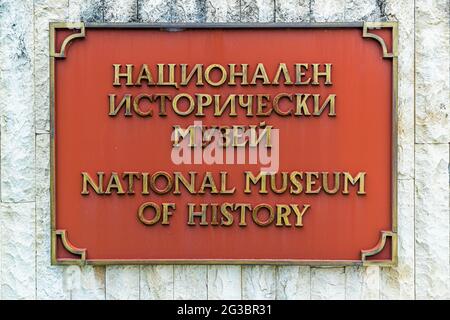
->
[[35, 134, 69, 299], [174, 265, 207, 300], [242, 266, 276, 299], [0, 0, 35, 202], [380, 179, 415, 299], [415, 0, 449, 143], [173, 0, 207, 23], [277, 266, 310, 299], [390, 14, 416, 282], [208, 266, 241, 300], [385, 0, 415, 179], [138, 0, 174, 22], [69, 0, 105, 22], [140, 265, 174, 299], [345, 266, 380, 299], [241, 0, 275, 22], [106, 266, 140, 300], [104, 0, 137, 22], [415, 144, 449, 299], [0, 202, 36, 299], [311, 268, 345, 299], [344, 0, 383, 21], [205, 0, 240, 22], [275, 0, 310, 22], [140, 0, 240, 23], [311, 0, 345, 22], [34, 0, 68, 133], [67, 266, 106, 299]]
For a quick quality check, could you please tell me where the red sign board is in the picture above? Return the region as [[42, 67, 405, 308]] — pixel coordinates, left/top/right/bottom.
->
[[51, 23, 397, 266]]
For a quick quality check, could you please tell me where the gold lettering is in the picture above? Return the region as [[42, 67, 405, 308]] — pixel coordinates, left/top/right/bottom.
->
[[204, 64, 227, 86], [291, 204, 311, 226], [295, 63, 310, 85], [161, 203, 175, 225], [272, 63, 293, 85], [113, 64, 133, 86], [229, 64, 249, 85], [81, 172, 104, 195], [276, 205, 291, 227], [199, 172, 219, 194], [270, 172, 288, 194], [180, 64, 203, 86], [244, 171, 268, 194], [150, 171, 173, 194], [133, 94, 153, 117], [343, 172, 366, 195], [252, 204, 274, 227], [313, 94, 336, 116], [294, 94, 311, 116], [273, 93, 293, 116], [312, 63, 332, 85], [122, 172, 140, 194], [305, 172, 321, 194], [105, 172, 125, 194], [322, 172, 340, 194], [135, 64, 154, 86], [172, 94, 195, 116], [187, 203, 209, 226], [138, 202, 161, 225], [109, 94, 132, 116], [250, 63, 270, 85], [174, 172, 196, 194]]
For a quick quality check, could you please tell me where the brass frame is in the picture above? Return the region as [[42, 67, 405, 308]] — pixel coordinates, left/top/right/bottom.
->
[[50, 22, 398, 267]]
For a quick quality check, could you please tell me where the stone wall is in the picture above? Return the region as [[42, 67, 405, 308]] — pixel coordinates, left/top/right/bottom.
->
[[0, 0, 448, 300]]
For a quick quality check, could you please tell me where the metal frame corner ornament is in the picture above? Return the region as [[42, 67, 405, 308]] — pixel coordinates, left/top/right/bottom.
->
[[361, 231, 398, 267], [52, 230, 87, 265], [49, 22, 86, 58], [362, 21, 398, 58]]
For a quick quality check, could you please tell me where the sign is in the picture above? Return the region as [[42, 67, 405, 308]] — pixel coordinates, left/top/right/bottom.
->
[[50, 23, 398, 266]]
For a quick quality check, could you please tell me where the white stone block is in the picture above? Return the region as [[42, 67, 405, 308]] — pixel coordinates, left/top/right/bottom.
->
[[67, 266, 106, 299], [140, 265, 174, 299], [69, 0, 104, 22], [138, 0, 174, 22], [208, 265, 241, 300], [415, 0, 449, 143], [311, 0, 345, 22], [106, 266, 140, 300], [275, 0, 310, 22], [104, 0, 137, 22], [241, 0, 275, 22], [242, 265, 276, 299], [386, 0, 416, 179], [380, 179, 415, 299], [415, 143, 449, 299], [173, 0, 207, 22], [205, 0, 240, 22], [277, 266, 310, 299], [174, 265, 207, 300], [34, 0, 68, 133], [345, 266, 380, 299], [0, 202, 36, 299], [35, 134, 70, 299], [311, 268, 345, 300], [0, 0, 35, 202], [344, 0, 383, 21]]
